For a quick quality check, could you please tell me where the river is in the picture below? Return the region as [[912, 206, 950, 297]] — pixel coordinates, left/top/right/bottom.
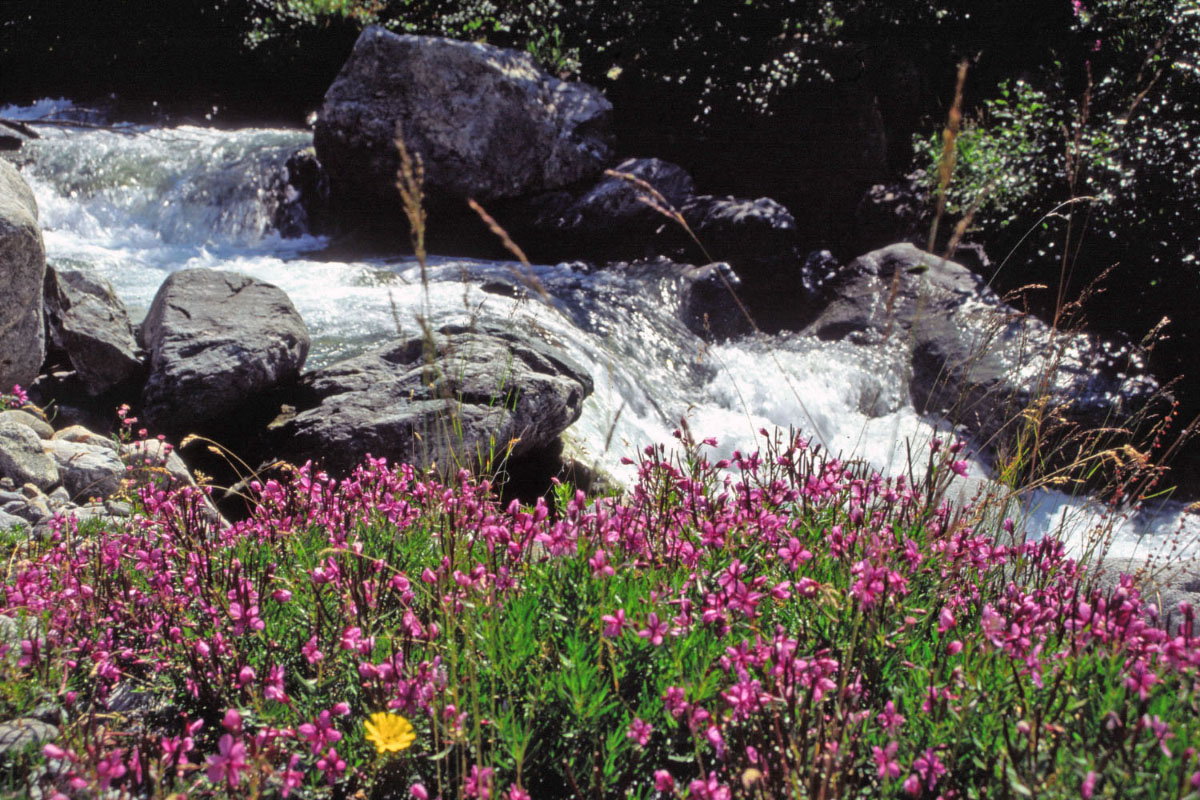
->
[[6, 99, 1196, 568]]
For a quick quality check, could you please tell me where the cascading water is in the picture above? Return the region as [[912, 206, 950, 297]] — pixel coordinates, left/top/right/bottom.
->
[[5, 100, 1196, 566]]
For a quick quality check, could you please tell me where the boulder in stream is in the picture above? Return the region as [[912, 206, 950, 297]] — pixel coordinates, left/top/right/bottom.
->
[[0, 159, 46, 391], [804, 243, 1161, 447], [510, 157, 696, 260], [680, 194, 800, 262], [139, 269, 310, 436], [315, 27, 613, 228], [278, 324, 593, 477], [43, 264, 143, 395]]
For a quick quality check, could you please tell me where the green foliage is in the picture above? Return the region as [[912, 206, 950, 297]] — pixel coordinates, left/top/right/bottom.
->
[[243, 0, 1006, 118], [917, 79, 1125, 235], [2, 431, 1198, 797], [913, 0, 1199, 313]]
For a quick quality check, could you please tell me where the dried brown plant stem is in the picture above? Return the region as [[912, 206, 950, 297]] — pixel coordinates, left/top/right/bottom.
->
[[927, 60, 969, 255], [466, 198, 550, 301]]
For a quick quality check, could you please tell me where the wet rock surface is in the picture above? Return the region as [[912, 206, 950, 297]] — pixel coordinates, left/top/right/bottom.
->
[[279, 324, 593, 477], [509, 157, 696, 261], [804, 243, 1161, 448]]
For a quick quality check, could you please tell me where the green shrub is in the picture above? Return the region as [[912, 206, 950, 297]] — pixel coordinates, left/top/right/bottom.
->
[[912, 0, 1199, 313]]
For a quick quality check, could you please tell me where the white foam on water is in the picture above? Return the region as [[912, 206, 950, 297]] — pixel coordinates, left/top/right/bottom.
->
[[0, 97, 77, 120], [9, 103, 1196, 568]]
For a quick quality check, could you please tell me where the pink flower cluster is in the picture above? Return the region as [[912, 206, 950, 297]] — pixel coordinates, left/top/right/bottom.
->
[[2, 427, 1197, 797]]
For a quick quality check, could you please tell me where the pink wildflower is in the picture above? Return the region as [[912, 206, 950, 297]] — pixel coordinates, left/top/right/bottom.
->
[[237, 665, 256, 687], [688, 774, 731, 800], [464, 765, 494, 799], [222, 708, 242, 733], [704, 724, 725, 758], [1143, 714, 1175, 756], [663, 686, 688, 718], [588, 549, 615, 578], [874, 742, 901, 779], [316, 746, 346, 783], [877, 700, 905, 733], [637, 613, 669, 646], [938, 606, 956, 633], [280, 754, 304, 798], [94, 749, 126, 789], [912, 748, 946, 790], [654, 769, 675, 792], [627, 717, 653, 747], [601, 609, 627, 637], [303, 635, 324, 664], [265, 665, 288, 703], [206, 734, 248, 787]]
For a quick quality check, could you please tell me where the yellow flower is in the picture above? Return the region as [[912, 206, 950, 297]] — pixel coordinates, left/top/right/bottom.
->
[[364, 712, 416, 754]]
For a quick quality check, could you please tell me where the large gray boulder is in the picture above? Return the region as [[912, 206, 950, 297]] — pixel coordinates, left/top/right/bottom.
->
[[0, 160, 46, 391], [279, 324, 593, 476], [0, 510, 26, 534], [502, 163, 806, 309], [43, 264, 142, 395], [804, 243, 1160, 445], [139, 269, 310, 435], [314, 27, 613, 224]]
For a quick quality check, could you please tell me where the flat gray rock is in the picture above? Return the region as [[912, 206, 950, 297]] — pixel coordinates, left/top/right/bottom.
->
[[0, 419, 58, 491], [52, 424, 118, 451], [1093, 555, 1200, 634], [0, 160, 46, 391], [44, 438, 124, 501], [280, 324, 593, 476], [0, 718, 57, 757], [139, 268, 310, 434], [0, 510, 27, 534], [0, 409, 52, 440]]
